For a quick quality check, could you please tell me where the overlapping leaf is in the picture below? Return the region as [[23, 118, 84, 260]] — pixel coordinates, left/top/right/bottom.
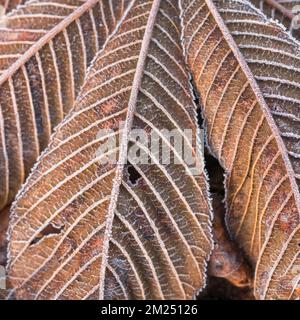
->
[[208, 177, 252, 287], [0, 0, 24, 15], [7, 0, 213, 300], [180, 0, 300, 299], [251, 0, 300, 39], [0, 0, 132, 209]]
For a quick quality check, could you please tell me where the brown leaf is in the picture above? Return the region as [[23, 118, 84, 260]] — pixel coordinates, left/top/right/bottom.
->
[[208, 192, 252, 288], [251, 0, 300, 39], [200, 276, 255, 300], [0, 0, 133, 209], [180, 0, 300, 299], [7, 0, 213, 300], [0, 0, 24, 15], [204, 152, 252, 288]]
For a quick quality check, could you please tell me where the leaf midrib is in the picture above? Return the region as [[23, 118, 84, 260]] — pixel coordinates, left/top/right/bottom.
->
[[98, 0, 162, 299], [203, 0, 300, 300]]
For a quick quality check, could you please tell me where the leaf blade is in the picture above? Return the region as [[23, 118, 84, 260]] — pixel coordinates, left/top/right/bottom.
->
[[251, 0, 300, 39], [0, 0, 133, 209], [8, 0, 213, 300], [180, 0, 300, 299]]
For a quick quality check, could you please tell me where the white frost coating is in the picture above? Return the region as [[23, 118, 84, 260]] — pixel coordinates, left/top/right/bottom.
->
[[98, 0, 162, 300], [207, 0, 300, 299], [178, 0, 215, 296], [6, 0, 137, 283], [242, 0, 300, 46], [8, 0, 136, 224]]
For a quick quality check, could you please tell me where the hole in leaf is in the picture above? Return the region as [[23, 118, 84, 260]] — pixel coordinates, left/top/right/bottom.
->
[[127, 163, 141, 185], [30, 223, 64, 246]]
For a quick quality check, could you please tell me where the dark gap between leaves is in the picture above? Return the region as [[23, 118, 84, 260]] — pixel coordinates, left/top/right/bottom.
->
[[190, 75, 203, 129], [200, 277, 255, 300]]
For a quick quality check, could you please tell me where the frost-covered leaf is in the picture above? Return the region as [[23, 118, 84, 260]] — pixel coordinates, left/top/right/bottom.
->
[[0, 0, 132, 209], [0, 0, 24, 15], [7, 0, 213, 300], [180, 0, 300, 299], [251, 0, 300, 39]]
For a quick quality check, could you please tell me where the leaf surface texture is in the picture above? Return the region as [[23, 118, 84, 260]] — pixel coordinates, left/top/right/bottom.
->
[[8, 0, 213, 300], [0, 0, 132, 209], [180, 0, 300, 299]]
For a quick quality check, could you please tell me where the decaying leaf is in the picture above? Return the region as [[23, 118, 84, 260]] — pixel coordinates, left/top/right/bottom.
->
[[7, 0, 213, 300], [251, 0, 300, 39], [200, 276, 255, 300], [180, 0, 300, 299], [204, 152, 253, 288], [0, 0, 133, 210], [208, 191, 252, 288]]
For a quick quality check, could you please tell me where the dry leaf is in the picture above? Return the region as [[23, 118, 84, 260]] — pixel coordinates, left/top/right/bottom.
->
[[7, 0, 213, 300], [0, 0, 132, 210], [204, 152, 253, 288], [251, 0, 300, 39], [200, 276, 255, 300], [0, 0, 24, 15], [180, 0, 300, 299], [208, 192, 252, 288]]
